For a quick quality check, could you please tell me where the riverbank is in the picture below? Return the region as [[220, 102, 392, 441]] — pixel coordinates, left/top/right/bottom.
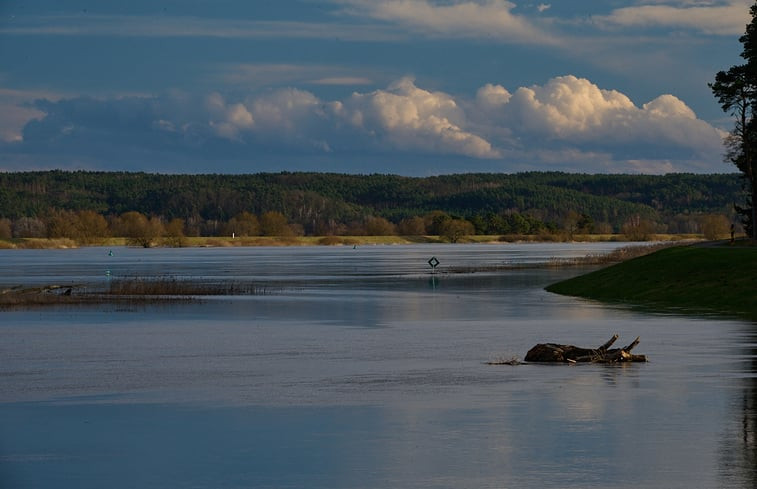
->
[[546, 242, 757, 320], [0, 233, 704, 249]]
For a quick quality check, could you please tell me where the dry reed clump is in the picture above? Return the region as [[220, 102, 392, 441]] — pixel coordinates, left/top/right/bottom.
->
[[317, 236, 360, 246], [0, 285, 87, 307], [318, 236, 344, 245], [12, 238, 79, 249], [0, 276, 275, 309], [497, 233, 579, 243], [498, 234, 540, 243], [546, 242, 682, 268], [443, 242, 683, 275], [107, 276, 270, 296], [207, 238, 235, 247]]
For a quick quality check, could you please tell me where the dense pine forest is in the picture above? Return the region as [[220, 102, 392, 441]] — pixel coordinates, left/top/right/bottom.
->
[[0, 171, 744, 243]]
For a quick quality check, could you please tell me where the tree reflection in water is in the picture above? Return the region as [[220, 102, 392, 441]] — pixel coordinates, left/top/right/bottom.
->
[[720, 327, 757, 486]]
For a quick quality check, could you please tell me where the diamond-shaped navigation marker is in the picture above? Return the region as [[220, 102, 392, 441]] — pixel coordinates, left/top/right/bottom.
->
[[428, 256, 440, 269]]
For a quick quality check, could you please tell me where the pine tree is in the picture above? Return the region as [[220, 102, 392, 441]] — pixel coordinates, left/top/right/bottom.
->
[[710, 3, 757, 238]]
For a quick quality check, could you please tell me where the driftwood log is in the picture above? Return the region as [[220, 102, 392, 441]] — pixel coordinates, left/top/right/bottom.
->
[[524, 334, 647, 364]]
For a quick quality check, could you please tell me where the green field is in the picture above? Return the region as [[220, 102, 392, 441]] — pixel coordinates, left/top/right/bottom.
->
[[546, 243, 757, 321]]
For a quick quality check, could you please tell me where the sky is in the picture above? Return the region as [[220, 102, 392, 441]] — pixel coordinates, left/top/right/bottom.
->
[[0, 0, 753, 176]]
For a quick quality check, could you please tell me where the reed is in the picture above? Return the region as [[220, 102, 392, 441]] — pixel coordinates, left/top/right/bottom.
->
[[0, 276, 274, 308], [107, 276, 269, 296], [0, 238, 79, 249], [545, 242, 684, 268]]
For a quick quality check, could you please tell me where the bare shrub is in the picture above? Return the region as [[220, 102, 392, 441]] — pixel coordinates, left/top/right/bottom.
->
[[700, 214, 731, 240]]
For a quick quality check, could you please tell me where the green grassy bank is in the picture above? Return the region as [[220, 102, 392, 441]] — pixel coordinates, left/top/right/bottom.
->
[[546, 244, 757, 321]]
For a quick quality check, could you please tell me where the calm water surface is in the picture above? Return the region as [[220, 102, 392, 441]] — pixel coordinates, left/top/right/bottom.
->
[[1, 243, 756, 488]]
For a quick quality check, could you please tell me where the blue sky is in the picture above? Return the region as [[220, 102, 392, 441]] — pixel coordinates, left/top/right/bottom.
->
[[0, 0, 752, 175]]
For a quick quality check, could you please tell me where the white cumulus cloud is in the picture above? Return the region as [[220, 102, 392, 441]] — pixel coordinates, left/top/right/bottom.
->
[[475, 75, 726, 158], [476, 83, 512, 108], [249, 88, 321, 133], [642, 93, 696, 119], [339, 77, 500, 158], [6, 75, 728, 173], [503, 75, 636, 138], [205, 92, 254, 140]]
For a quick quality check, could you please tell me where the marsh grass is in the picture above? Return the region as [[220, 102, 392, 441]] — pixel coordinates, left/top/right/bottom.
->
[[442, 242, 682, 274], [107, 276, 271, 296], [316, 236, 360, 246], [544, 241, 685, 268], [0, 285, 97, 308], [0, 276, 275, 308], [0, 238, 79, 249]]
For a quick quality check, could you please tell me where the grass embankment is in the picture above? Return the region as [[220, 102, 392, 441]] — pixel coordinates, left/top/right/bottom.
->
[[546, 244, 757, 320]]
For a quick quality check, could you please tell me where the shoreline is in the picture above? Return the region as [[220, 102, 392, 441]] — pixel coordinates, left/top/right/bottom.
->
[[0, 233, 708, 250], [0, 241, 681, 309], [546, 241, 757, 321]]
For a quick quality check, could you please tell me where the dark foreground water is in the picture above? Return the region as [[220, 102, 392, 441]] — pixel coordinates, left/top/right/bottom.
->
[[1, 244, 756, 488]]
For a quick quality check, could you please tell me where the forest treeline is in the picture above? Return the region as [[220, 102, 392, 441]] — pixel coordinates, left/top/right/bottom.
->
[[0, 170, 745, 244]]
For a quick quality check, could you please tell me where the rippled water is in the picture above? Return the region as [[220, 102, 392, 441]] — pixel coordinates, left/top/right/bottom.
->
[[1, 243, 755, 488]]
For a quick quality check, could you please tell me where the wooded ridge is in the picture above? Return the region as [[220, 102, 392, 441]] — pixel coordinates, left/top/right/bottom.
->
[[0, 171, 744, 239]]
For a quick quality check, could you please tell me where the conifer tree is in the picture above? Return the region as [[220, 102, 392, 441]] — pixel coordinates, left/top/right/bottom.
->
[[711, 2, 757, 238]]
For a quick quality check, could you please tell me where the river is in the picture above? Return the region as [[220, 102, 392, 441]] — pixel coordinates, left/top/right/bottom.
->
[[0, 243, 755, 488]]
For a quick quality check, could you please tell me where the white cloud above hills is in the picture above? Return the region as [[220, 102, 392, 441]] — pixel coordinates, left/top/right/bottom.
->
[[4, 75, 725, 174]]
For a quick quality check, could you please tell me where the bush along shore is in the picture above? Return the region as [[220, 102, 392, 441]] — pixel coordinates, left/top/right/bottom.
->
[[546, 241, 757, 321]]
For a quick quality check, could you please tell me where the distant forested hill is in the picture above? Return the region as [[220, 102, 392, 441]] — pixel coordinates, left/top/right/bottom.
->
[[0, 170, 744, 236]]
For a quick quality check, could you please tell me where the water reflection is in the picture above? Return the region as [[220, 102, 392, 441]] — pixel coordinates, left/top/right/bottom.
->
[[1, 244, 757, 488], [720, 327, 757, 486], [0, 242, 630, 288]]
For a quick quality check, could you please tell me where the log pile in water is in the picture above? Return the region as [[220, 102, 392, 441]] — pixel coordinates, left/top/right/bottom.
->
[[524, 334, 646, 364]]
